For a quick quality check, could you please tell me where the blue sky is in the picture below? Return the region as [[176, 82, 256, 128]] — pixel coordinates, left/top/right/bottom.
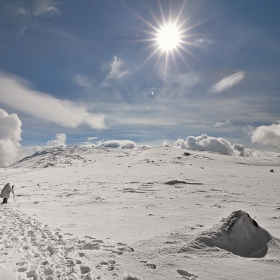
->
[[0, 0, 280, 152]]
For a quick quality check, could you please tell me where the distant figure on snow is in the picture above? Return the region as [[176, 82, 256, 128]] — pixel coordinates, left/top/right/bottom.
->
[[0, 183, 14, 204]]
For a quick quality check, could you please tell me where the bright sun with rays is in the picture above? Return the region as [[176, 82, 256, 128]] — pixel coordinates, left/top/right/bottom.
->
[[130, 1, 204, 72], [157, 23, 181, 52]]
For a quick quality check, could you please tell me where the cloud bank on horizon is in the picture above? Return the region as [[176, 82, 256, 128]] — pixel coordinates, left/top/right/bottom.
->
[[1, 107, 280, 167], [174, 134, 253, 157]]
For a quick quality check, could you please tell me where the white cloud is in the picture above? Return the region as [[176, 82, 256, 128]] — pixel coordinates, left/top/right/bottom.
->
[[162, 140, 171, 147], [232, 143, 253, 157], [215, 120, 231, 127], [33, 0, 59, 17], [209, 71, 245, 93], [20, 27, 26, 36], [0, 109, 22, 167], [17, 146, 42, 161], [87, 137, 98, 141], [253, 150, 280, 157], [17, 134, 67, 162], [15, 0, 59, 17], [242, 125, 254, 136], [174, 134, 252, 156], [104, 56, 128, 85], [193, 38, 212, 46], [74, 74, 94, 90], [46, 133, 66, 148], [251, 123, 280, 147], [0, 72, 106, 129], [95, 140, 137, 149]]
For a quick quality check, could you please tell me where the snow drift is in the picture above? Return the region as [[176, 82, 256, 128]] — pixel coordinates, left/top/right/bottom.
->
[[179, 210, 272, 258]]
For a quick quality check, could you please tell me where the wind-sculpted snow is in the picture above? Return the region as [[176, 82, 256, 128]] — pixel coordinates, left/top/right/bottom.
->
[[178, 210, 279, 258]]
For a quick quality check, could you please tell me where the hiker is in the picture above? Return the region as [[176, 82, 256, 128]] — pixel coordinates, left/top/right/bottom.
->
[[0, 183, 14, 204]]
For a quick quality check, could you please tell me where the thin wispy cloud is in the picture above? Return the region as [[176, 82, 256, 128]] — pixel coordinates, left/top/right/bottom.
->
[[0, 72, 106, 129], [215, 120, 231, 127], [74, 74, 94, 90], [209, 71, 245, 93], [87, 137, 98, 141], [104, 56, 128, 83], [20, 27, 26, 36], [193, 37, 212, 46], [15, 0, 59, 17], [242, 125, 254, 136]]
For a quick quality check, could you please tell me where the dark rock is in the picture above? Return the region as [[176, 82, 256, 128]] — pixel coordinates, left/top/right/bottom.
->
[[165, 180, 187, 185], [145, 263, 156, 269]]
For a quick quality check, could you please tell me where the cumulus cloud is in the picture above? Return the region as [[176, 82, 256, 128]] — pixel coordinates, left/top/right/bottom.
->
[[46, 133, 66, 148], [0, 109, 22, 167], [162, 141, 171, 147], [0, 72, 106, 129], [95, 140, 137, 149], [252, 123, 280, 147], [232, 143, 253, 157], [174, 134, 252, 156], [15, 0, 59, 17], [209, 71, 244, 93]]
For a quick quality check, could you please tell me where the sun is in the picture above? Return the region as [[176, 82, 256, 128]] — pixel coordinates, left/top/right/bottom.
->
[[157, 23, 181, 52], [128, 1, 207, 73]]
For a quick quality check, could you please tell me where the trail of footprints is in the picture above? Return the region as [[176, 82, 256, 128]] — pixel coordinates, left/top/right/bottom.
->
[[0, 206, 130, 280], [1, 206, 197, 279]]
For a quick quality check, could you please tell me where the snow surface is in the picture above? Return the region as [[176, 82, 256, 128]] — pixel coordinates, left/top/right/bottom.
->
[[1, 146, 280, 279]]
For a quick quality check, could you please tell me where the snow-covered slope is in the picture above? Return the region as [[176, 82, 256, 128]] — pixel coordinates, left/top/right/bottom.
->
[[10, 146, 95, 169], [1, 146, 280, 279]]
